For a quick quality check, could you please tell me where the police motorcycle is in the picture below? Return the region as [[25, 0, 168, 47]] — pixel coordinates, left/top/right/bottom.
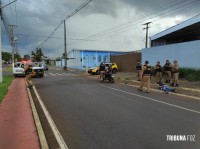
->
[[102, 64, 115, 83]]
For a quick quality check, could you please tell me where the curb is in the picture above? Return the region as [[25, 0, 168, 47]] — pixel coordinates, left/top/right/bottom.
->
[[32, 86, 69, 149], [84, 73, 200, 100], [25, 80, 49, 149], [120, 82, 200, 101]]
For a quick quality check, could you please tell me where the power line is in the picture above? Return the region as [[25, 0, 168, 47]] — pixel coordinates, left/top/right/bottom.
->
[[78, 0, 200, 41], [0, 0, 18, 83], [98, 0, 200, 39], [8, 0, 15, 25], [2, 0, 17, 8], [76, 0, 191, 41], [36, 0, 93, 49], [66, 0, 200, 50]]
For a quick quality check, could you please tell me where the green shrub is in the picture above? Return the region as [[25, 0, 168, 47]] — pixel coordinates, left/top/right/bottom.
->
[[179, 67, 200, 81]]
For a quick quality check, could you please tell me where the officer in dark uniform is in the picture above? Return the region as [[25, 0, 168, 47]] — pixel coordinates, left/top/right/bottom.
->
[[154, 61, 162, 84], [99, 62, 106, 80], [164, 60, 172, 83], [138, 60, 152, 93], [136, 60, 142, 81]]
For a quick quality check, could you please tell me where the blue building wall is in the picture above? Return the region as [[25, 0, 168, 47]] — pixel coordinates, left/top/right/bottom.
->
[[81, 50, 123, 68], [67, 49, 125, 69]]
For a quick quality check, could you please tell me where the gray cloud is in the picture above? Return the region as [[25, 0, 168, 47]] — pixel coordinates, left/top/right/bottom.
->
[[1, 0, 200, 58]]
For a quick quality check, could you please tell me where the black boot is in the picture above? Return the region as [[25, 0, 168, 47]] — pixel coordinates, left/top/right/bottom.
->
[[166, 80, 168, 83], [171, 83, 174, 86], [175, 84, 179, 87]]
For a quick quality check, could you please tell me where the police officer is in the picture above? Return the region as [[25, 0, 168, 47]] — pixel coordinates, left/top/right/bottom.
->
[[99, 62, 106, 80], [138, 60, 152, 93], [164, 60, 172, 83], [24, 63, 33, 87], [171, 60, 179, 87], [136, 60, 142, 81], [154, 61, 162, 84]]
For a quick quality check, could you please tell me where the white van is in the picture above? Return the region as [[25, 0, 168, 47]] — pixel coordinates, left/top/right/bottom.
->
[[13, 62, 25, 77]]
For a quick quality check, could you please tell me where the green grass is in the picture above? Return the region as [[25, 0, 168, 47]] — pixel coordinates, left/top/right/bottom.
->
[[0, 76, 14, 102], [151, 67, 200, 82], [125, 77, 130, 80], [179, 67, 200, 81], [3, 66, 13, 72]]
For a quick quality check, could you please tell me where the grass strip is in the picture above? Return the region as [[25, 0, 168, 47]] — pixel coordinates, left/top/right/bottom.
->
[[0, 76, 14, 102]]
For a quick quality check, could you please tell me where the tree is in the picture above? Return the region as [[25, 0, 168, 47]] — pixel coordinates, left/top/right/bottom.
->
[[14, 53, 22, 61], [2, 51, 22, 62], [31, 48, 44, 62], [2, 51, 12, 61]]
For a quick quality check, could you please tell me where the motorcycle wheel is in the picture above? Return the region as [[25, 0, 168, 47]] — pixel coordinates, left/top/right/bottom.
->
[[109, 78, 114, 83]]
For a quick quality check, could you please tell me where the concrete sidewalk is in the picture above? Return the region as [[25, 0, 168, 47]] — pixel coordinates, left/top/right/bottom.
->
[[0, 78, 40, 149]]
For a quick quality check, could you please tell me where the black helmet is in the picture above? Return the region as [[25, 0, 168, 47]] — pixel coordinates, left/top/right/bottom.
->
[[145, 60, 149, 64]]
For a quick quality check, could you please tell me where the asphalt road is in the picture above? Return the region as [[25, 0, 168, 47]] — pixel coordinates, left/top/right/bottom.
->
[[32, 68, 200, 149]]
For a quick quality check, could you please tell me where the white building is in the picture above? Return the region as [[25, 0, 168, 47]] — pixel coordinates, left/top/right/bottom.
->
[[142, 15, 200, 68]]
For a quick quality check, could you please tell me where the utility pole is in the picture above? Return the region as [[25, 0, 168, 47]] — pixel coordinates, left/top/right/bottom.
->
[[143, 22, 152, 48], [0, 0, 2, 83], [0, 0, 18, 83], [8, 25, 17, 68], [64, 20, 67, 70]]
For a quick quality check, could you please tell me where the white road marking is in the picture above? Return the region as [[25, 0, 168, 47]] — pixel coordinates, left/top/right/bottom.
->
[[100, 84, 200, 114], [55, 73, 63, 75], [44, 72, 78, 77], [66, 73, 78, 76], [26, 80, 49, 149], [33, 86, 69, 149], [48, 73, 56, 76]]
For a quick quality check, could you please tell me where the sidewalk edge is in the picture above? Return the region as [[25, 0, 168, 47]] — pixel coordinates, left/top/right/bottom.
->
[[25, 80, 49, 149], [121, 83, 200, 100]]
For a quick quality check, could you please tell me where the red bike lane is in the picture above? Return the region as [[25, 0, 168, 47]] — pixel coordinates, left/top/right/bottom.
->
[[0, 78, 40, 149]]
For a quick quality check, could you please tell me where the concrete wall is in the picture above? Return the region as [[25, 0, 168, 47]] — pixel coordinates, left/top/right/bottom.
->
[[142, 40, 200, 68], [110, 52, 141, 72], [68, 50, 82, 68]]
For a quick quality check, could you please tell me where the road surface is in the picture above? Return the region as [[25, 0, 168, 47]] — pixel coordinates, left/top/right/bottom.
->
[[32, 68, 200, 149]]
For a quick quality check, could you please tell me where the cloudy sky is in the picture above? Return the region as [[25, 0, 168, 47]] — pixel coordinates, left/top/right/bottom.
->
[[1, 0, 200, 58]]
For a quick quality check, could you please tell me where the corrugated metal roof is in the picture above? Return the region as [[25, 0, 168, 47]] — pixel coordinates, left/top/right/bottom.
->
[[71, 49, 131, 53], [151, 14, 200, 40]]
